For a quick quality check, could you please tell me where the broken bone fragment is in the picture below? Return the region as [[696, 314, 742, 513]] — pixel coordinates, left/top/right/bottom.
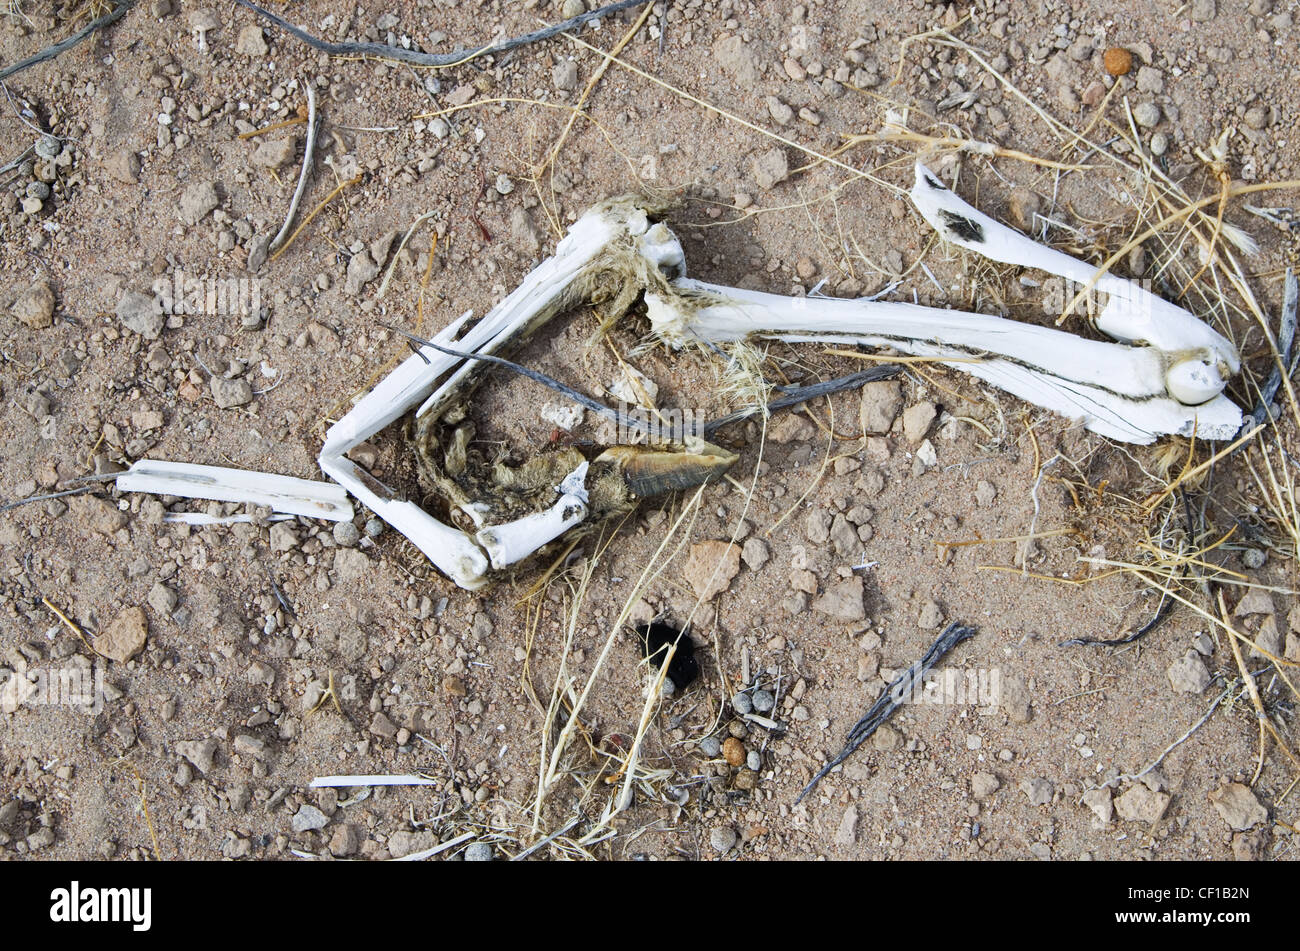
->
[[471, 462, 591, 570], [116, 459, 353, 521]]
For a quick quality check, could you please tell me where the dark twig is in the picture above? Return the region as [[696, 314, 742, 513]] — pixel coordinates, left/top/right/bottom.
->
[[386, 324, 898, 445], [796, 623, 978, 804], [233, 0, 645, 69], [0, 485, 95, 515], [0, 1, 133, 81], [382, 323, 640, 432], [266, 565, 296, 619]]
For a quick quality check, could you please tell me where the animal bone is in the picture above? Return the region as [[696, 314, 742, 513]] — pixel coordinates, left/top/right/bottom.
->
[[317, 198, 726, 589], [116, 169, 1247, 590], [115, 460, 352, 521], [642, 165, 1242, 444]]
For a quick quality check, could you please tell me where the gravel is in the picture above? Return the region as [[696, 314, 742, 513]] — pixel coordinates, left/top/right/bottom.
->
[[176, 738, 219, 774], [291, 804, 328, 833], [1208, 783, 1267, 830], [210, 376, 253, 409], [811, 577, 867, 622], [178, 180, 219, 225], [11, 280, 55, 329], [750, 146, 789, 190]]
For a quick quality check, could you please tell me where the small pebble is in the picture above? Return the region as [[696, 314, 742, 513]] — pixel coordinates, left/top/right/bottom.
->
[[1244, 105, 1270, 130], [464, 841, 493, 861], [751, 689, 775, 713], [35, 134, 61, 160], [699, 735, 721, 757], [731, 691, 753, 715], [746, 750, 761, 771], [1149, 132, 1168, 156], [1133, 102, 1161, 128], [333, 521, 360, 547], [709, 826, 738, 852], [364, 517, 385, 538], [1242, 548, 1267, 569]]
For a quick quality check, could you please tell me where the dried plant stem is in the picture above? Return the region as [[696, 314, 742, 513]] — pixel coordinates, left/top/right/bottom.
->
[[1059, 179, 1300, 325], [268, 173, 362, 262], [1217, 590, 1300, 783], [538, 0, 653, 183], [41, 596, 109, 660], [560, 29, 901, 197], [268, 83, 317, 254]]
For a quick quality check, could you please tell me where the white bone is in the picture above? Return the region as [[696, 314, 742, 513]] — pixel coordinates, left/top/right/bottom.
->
[[318, 452, 490, 590], [908, 164, 1240, 376], [644, 281, 1242, 444], [116, 459, 353, 521], [312, 202, 651, 589], [320, 310, 474, 460], [473, 462, 590, 569], [638, 166, 1243, 444], [113, 175, 1249, 591], [413, 200, 650, 421]]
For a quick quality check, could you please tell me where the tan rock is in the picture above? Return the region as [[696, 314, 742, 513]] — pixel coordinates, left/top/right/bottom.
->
[[1209, 783, 1267, 831], [11, 280, 55, 329], [94, 607, 148, 662], [1114, 784, 1170, 823], [812, 578, 866, 622], [683, 540, 741, 601]]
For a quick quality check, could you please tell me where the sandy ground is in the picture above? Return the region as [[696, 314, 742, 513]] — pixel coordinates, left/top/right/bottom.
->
[[1, 0, 1298, 861]]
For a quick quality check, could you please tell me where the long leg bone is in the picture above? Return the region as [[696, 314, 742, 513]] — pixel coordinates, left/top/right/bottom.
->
[[908, 165, 1240, 397], [115, 460, 353, 521], [641, 166, 1243, 445]]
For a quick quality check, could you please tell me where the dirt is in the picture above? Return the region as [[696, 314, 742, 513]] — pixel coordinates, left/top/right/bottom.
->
[[1, 0, 1298, 861]]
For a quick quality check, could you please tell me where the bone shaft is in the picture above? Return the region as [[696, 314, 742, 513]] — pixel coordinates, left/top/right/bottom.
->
[[664, 280, 1168, 398]]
